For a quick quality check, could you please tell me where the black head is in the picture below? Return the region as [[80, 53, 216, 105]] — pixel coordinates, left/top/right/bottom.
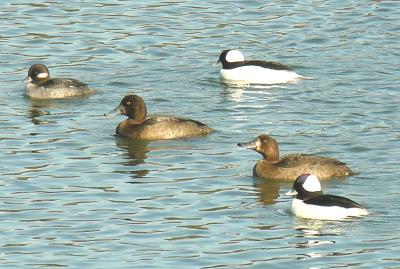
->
[[27, 64, 50, 84], [217, 49, 230, 64]]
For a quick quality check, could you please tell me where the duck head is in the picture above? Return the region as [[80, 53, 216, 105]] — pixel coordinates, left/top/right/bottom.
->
[[218, 49, 245, 67], [106, 95, 147, 124], [238, 134, 280, 162], [27, 64, 50, 84], [285, 174, 323, 200]]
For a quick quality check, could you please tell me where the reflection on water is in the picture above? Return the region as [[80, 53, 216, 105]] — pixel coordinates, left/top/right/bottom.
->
[[26, 96, 92, 125], [292, 217, 363, 238], [253, 178, 281, 205], [27, 99, 62, 125], [28, 105, 51, 125], [115, 137, 150, 178], [220, 84, 279, 102], [221, 86, 245, 102]]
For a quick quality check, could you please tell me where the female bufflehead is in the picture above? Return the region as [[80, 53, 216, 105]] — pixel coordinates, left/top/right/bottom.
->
[[238, 134, 355, 181], [286, 174, 369, 220], [25, 64, 93, 99], [218, 49, 302, 85], [106, 94, 214, 140]]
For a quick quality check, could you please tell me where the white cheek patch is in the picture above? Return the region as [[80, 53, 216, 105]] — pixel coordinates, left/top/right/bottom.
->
[[303, 175, 322, 192], [37, 72, 49, 79], [226, 50, 245, 63], [256, 138, 261, 148]]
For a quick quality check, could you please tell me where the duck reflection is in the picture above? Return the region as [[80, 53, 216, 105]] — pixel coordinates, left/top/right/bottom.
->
[[290, 218, 344, 259], [220, 84, 282, 102], [253, 179, 282, 205], [291, 217, 356, 240], [292, 218, 327, 238], [26, 96, 90, 125], [26, 93, 89, 125], [115, 136, 150, 177], [27, 99, 56, 125], [220, 85, 246, 102], [28, 105, 51, 125]]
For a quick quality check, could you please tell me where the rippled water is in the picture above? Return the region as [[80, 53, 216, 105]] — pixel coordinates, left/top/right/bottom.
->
[[1, 1, 400, 268]]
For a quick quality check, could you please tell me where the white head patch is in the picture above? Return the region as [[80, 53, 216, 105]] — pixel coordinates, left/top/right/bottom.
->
[[226, 50, 245, 63], [303, 174, 322, 192], [37, 72, 49, 79]]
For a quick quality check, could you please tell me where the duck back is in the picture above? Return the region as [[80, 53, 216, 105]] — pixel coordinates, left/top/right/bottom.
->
[[117, 116, 213, 140], [306, 194, 366, 209], [254, 154, 355, 181], [26, 78, 92, 99]]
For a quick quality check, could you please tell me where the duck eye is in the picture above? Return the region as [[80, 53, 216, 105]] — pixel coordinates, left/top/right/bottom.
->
[[126, 101, 131, 106]]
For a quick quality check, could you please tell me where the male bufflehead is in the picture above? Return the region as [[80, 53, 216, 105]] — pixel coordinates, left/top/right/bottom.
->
[[286, 174, 369, 220], [238, 134, 355, 181], [25, 64, 93, 99], [218, 49, 302, 85], [105, 94, 214, 140]]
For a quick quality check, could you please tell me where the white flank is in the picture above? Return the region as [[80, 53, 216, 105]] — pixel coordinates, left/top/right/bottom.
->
[[291, 199, 369, 220], [220, 65, 302, 85]]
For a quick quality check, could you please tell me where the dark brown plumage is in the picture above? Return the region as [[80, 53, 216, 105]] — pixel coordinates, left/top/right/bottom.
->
[[238, 134, 356, 181], [108, 95, 214, 140]]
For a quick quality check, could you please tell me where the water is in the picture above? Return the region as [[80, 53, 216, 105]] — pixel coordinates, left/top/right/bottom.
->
[[1, 0, 400, 268]]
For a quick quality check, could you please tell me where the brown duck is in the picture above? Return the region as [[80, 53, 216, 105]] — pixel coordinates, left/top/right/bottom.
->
[[106, 95, 214, 140], [238, 134, 355, 181]]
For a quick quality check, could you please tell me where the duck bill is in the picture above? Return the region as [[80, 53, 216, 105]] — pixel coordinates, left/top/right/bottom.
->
[[23, 76, 32, 83], [237, 139, 257, 150], [285, 189, 297, 196], [104, 104, 125, 117]]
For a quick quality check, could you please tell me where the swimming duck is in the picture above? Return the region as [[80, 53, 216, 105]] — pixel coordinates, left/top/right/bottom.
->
[[286, 174, 369, 220], [238, 134, 355, 181], [25, 64, 93, 99], [106, 94, 214, 140], [218, 49, 302, 85]]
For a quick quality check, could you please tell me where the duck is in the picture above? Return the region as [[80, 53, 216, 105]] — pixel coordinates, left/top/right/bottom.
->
[[106, 94, 214, 140], [217, 49, 302, 85], [25, 63, 93, 99], [286, 174, 369, 220], [237, 134, 355, 181]]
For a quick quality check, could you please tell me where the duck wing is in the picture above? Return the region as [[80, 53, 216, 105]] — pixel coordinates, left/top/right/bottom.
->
[[243, 60, 293, 71], [306, 194, 366, 209], [222, 60, 293, 71], [43, 78, 89, 89], [277, 154, 347, 168], [146, 116, 208, 127], [144, 116, 213, 135]]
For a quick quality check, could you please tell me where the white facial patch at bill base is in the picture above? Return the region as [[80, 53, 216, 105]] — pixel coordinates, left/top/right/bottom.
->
[[225, 50, 245, 63], [37, 72, 49, 79], [255, 137, 261, 149], [303, 174, 322, 192]]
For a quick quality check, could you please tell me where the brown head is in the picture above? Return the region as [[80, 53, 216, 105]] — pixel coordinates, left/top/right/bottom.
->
[[238, 134, 280, 162], [107, 95, 148, 124], [27, 64, 50, 84]]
